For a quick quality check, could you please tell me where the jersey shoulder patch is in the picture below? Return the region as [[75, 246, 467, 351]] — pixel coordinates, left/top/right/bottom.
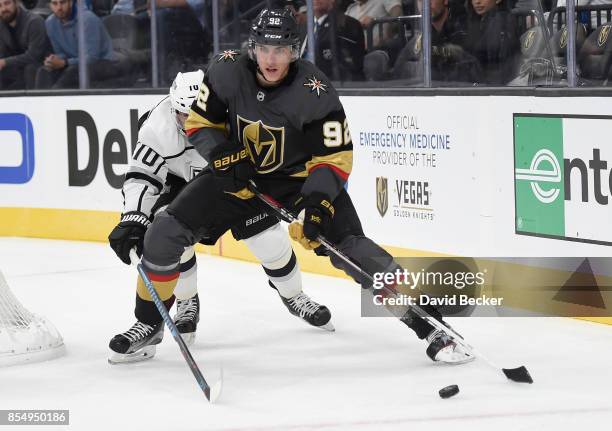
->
[[303, 75, 329, 98], [215, 49, 241, 63], [206, 52, 248, 100], [295, 60, 334, 99], [292, 61, 342, 124]]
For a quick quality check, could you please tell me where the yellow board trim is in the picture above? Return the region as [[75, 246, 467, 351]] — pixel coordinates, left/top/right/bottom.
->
[[1, 207, 610, 326]]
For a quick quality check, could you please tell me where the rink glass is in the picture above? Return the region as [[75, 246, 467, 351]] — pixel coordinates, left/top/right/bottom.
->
[[1, 1, 609, 90]]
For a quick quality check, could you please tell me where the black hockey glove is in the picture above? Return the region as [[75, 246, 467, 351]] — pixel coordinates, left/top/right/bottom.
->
[[289, 193, 335, 250], [108, 211, 151, 265], [211, 148, 256, 199]]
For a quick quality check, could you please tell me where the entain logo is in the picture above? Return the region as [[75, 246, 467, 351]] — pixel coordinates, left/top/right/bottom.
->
[[514, 114, 612, 245], [515, 148, 562, 204], [515, 139, 612, 206]]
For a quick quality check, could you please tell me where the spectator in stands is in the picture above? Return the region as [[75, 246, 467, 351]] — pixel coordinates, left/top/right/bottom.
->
[[35, 0, 122, 88], [418, 0, 468, 48], [0, 0, 50, 89], [147, 0, 209, 85], [111, 0, 206, 29], [465, 0, 520, 84], [392, 0, 480, 82], [111, 0, 135, 15], [345, 0, 402, 48], [282, 0, 307, 25], [338, 0, 353, 11], [421, 0, 479, 82], [148, 0, 206, 28], [307, 0, 365, 80]]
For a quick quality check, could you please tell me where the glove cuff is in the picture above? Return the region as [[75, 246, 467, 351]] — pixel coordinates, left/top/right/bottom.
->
[[296, 192, 335, 218], [120, 211, 151, 227]]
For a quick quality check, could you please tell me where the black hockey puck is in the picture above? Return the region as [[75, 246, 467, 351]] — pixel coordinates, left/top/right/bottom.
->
[[439, 384, 460, 399]]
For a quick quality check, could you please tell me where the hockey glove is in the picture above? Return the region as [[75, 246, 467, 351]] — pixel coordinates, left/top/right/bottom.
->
[[288, 193, 335, 250], [211, 148, 256, 199], [108, 211, 151, 265]]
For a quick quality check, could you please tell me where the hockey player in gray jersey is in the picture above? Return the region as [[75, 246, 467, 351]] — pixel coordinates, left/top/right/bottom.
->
[[133, 8, 473, 365], [107, 70, 333, 364]]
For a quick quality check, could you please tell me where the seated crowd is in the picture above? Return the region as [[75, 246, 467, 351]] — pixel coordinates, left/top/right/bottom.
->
[[1, 0, 612, 89]]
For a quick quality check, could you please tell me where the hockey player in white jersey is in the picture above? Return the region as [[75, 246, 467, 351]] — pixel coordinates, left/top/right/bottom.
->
[[108, 71, 333, 364]]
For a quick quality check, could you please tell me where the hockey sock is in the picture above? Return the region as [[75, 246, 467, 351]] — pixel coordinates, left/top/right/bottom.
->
[[174, 248, 198, 300], [263, 251, 301, 298], [135, 293, 175, 325], [134, 263, 180, 325], [244, 223, 302, 298]]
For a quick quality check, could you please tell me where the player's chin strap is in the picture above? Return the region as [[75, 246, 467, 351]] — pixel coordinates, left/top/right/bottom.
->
[[256, 66, 273, 83], [247, 180, 533, 385]]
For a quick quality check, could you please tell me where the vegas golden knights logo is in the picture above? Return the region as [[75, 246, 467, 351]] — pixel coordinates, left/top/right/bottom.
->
[[414, 33, 422, 56], [598, 25, 611, 47], [376, 177, 388, 217], [237, 115, 285, 174], [523, 30, 535, 50], [560, 27, 568, 49]]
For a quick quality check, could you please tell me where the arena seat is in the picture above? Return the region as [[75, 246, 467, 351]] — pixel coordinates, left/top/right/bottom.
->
[[578, 23, 612, 83], [363, 50, 391, 81]]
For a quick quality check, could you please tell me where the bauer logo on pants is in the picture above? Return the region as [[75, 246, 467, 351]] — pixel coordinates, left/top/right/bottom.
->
[[0, 113, 35, 184], [514, 114, 612, 246]]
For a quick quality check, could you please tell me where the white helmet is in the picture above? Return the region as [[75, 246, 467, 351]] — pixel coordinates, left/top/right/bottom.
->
[[169, 69, 204, 114]]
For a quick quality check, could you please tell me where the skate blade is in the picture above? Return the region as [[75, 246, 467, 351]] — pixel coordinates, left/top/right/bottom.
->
[[317, 321, 335, 332], [179, 332, 196, 347], [297, 316, 335, 332], [108, 345, 156, 365], [435, 345, 475, 365]]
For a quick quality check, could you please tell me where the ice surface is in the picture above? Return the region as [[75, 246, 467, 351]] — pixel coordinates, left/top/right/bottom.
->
[[0, 238, 611, 431]]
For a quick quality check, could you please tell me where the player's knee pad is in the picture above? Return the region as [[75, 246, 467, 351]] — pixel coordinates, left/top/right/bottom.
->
[[243, 222, 293, 269], [180, 246, 195, 263], [143, 210, 196, 271], [175, 249, 198, 300]]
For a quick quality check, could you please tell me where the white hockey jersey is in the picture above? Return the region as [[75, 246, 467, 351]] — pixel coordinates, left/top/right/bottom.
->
[[122, 97, 208, 217]]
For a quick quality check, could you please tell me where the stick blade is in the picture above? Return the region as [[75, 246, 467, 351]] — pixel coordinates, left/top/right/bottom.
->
[[204, 369, 224, 403], [502, 366, 533, 383]]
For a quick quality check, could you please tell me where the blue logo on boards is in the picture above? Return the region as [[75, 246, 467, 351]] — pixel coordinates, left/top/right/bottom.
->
[[0, 113, 35, 184]]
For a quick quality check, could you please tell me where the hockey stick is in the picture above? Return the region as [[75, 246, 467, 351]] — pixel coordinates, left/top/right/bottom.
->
[[129, 250, 223, 402], [248, 181, 533, 384]]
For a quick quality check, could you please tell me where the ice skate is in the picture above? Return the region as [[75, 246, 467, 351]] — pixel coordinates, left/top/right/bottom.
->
[[108, 321, 164, 364], [426, 328, 475, 364], [278, 291, 335, 332], [173, 294, 200, 346]]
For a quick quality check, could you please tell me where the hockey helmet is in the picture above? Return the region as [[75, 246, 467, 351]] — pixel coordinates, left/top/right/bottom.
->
[[248, 8, 301, 62], [169, 69, 204, 115]]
